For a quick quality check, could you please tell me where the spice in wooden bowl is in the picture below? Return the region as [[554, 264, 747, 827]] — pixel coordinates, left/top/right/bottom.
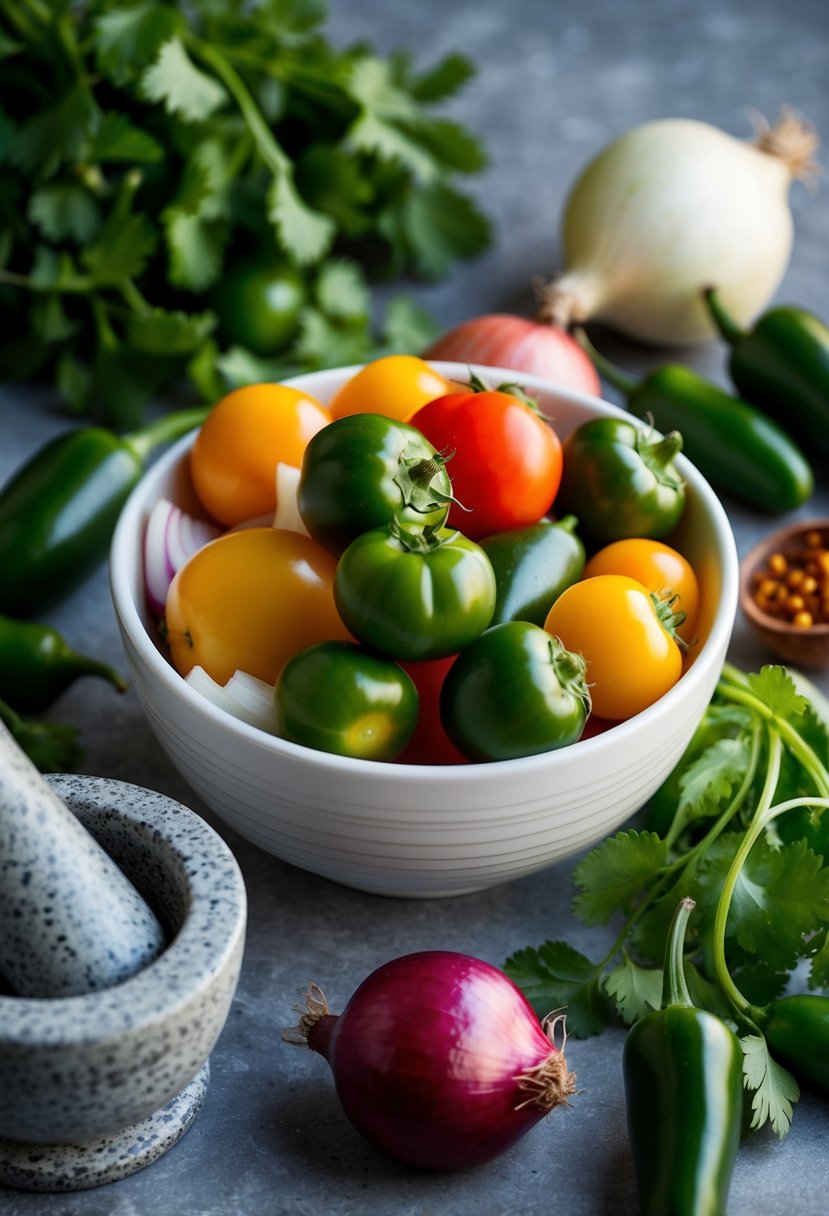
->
[[740, 520, 829, 668]]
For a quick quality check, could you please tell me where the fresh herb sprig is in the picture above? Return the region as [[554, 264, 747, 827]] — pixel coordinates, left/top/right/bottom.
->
[[506, 663, 829, 1137], [0, 0, 490, 425]]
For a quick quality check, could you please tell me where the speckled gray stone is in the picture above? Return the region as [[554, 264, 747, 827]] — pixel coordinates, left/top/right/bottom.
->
[[0, 724, 166, 997], [0, 774, 246, 1190], [0, 1064, 209, 1192]]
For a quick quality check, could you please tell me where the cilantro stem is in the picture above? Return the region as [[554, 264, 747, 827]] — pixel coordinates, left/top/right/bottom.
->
[[716, 677, 829, 796], [593, 721, 762, 980], [0, 269, 91, 294], [185, 36, 290, 176]]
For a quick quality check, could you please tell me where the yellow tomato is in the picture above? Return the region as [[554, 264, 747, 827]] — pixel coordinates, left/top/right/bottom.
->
[[583, 538, 699, 643], [191, 383, 331, 527], [544, 574, 683, 720], [165, 528, 351, 685], [328, 355, 456, 422]]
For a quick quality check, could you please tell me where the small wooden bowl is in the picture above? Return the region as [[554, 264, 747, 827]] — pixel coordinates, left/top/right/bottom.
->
[[740, 519, 829, 668]]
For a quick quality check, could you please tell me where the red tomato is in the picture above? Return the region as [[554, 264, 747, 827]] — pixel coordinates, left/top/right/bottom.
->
[[395, 656, 468, 766], [409, 388, 562, 540]]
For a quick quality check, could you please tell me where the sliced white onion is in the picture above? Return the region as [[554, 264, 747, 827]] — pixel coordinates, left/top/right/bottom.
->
[[144, 498, 221, 616], [273, 462, 309, 535], [185, 666, 278, 734]]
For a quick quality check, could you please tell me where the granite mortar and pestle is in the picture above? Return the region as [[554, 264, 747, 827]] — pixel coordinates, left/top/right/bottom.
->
[[0, 723, 247, 1191]]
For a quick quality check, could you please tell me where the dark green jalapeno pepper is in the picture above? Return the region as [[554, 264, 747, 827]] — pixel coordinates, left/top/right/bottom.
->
[[624, 897, 743, 1216], [0, 406, 209, 616], [576, 328, 813, 515], [0, 697, 81, 772], [749, 994, 829, 1090], [478, 516, 585, 627], [0, 615, 127, 714], [704, 288, 829, 460], [556, 415, 685, 542]]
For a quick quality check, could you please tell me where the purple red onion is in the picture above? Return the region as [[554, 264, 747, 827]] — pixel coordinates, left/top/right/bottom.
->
[[285, 950, 576, 1170]]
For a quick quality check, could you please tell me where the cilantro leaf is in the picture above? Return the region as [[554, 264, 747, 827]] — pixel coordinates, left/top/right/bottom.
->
[[267, 173, 335, 264], [676, 736, 751, 823], [411, 53, 476, 102], [83, 213, 158, 286], [747, 666, 809, 721], [293, 309, 373, 369], [391, 181, 491, 279], [808, 928, 829, 989], [214, 344, 296, 392], [379, 295, 441, 354], [95, 3, 182, 86], [314, 259, 370, 320], [9, 85, 97, 178], [741, 1034, 799, 1138], [142, 38, 228, 124], [573, 830, 668, 926], [163, 209, 227, 291], [605, 956, 662, 1025], [698, 834, 829, 971], [85, 113, 163, 164], [403, 118, 488, 174], [125, 308, 216, 356], [503, 941, 612, 1038], [345, 57, 438, 182], [28, 184, 101, 244]]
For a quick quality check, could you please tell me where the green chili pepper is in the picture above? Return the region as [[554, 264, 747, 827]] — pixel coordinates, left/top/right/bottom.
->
[[749, 994, 829, 1090], [704, 288, 829, 460], [478, 516, 585, 627], [556, 415, 685, 542], [575, 329, 813, 515], [623, 897, 743, 1216], [0, 696, 81, 773], [0, 615, 127, 714], [0, 406, 209, 616]]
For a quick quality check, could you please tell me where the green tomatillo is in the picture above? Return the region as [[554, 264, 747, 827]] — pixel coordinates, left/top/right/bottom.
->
[[440, 622, 590, 762]]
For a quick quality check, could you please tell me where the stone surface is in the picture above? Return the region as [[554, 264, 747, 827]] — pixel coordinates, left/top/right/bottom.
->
[[2, 0, 829, 1211]]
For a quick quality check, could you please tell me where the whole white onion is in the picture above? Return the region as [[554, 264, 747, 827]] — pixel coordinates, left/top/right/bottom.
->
[[539, 110, 819, 346]]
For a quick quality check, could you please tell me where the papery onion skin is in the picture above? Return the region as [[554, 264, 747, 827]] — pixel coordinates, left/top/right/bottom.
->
[[425, 313, 601, 396], [541, 113, 819, 346], [293, 951, 575, 1171]]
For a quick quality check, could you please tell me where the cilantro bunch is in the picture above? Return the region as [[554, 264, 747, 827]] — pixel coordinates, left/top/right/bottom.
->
[[506, 664, 829, 1137], [0, 0, 490, 425]]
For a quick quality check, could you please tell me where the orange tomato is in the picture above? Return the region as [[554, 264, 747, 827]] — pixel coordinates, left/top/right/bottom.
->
[[328, 355, 456, 423], [544, 574, 683, 720], [583, 538, 699, 642], [191, 383, 331, 527], [165, 528, 351, 685]]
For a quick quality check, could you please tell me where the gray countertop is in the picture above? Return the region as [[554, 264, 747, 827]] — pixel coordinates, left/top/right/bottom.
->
[[2, 1, 829, 1212]]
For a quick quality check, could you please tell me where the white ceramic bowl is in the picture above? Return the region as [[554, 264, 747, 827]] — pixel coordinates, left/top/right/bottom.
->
[[110, 363, 739, 898]]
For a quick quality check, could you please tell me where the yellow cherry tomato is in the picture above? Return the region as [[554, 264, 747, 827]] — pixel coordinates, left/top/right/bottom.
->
[[328, 355, 456, 422], [544, 574, 683, 721], [583, 538, 699, 643], [165, 528, 351, 685], [191, 383, 331, 527]]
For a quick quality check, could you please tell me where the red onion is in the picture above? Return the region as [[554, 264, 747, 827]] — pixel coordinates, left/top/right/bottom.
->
[[144, 497, 221, 616], [285, 950, 576, 1170], [424, 313, 601, 396]]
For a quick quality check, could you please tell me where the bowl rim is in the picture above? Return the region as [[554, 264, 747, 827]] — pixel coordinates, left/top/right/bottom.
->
[[109, 360, 740, 781], [740, 518, 829, 638], [0, 775, 246, 1040]]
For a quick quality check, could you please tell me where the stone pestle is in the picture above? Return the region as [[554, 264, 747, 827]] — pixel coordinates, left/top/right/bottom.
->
[[0, 723, 167, 997]]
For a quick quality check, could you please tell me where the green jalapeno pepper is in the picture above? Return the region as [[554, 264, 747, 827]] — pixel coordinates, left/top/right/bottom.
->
[[478, 515, 585, 627], [749, 994, 829, 1090], [704, 288, 829, 461], [0, 697, 81, 772], [576, 328, 813, 515], [0, 615, 127, 714], [623, 897, 743, 1216], [556, 415, 685, 542], [0, 406, 209, 616]]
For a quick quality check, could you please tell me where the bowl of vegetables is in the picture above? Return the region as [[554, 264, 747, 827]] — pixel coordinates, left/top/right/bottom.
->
[[110, 360, 739, 898]]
